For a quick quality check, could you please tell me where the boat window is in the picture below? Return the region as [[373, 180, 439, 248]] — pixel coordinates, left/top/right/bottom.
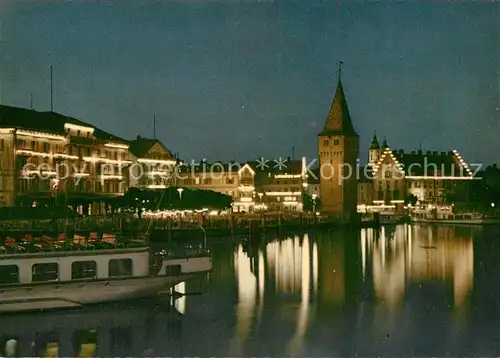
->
[[72, 261, 97, 280], [73, 330, 98, 358], [32, 263, 59, 282], [0, 265, 19, 284], [109, 259, 133, 277], [1, 336, 20, 357], [34, 332, 58, 358]]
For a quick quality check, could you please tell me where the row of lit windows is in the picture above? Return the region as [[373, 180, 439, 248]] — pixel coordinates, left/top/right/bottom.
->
[[408, 181, 444, 188], [17, 179, 126, 194], [0, 258, 133, 284], [320, 150, 343, 157]]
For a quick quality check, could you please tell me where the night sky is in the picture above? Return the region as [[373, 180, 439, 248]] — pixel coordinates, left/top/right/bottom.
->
[[0, 1, 498, 165]]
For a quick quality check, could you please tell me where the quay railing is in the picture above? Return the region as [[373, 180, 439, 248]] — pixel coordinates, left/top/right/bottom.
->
[[0, 212, 339, 235]]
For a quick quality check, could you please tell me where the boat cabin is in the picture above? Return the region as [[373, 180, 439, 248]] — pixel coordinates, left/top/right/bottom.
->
[[0, 247, 150, 286], [0, 232, 152, 286]]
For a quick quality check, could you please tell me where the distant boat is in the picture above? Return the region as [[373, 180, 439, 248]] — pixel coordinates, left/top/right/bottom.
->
[[379, 213, 407, 225], [0, 232, 211, 313], [410, 206, 500, 225]]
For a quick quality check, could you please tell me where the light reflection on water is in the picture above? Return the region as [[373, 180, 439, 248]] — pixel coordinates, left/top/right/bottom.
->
[[3, 224, 500, 356]]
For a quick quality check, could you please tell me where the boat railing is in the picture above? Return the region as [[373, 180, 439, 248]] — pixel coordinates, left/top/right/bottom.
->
[[0, 236, 149, 256]]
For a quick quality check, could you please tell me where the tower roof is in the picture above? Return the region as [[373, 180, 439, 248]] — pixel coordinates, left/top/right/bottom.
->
[[381, 137, 389, 149], [319, 77, 358, 137], [369, 132, 379, 149]]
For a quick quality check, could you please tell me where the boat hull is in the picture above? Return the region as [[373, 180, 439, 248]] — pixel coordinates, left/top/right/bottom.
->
[[0, 274, 195, 313]]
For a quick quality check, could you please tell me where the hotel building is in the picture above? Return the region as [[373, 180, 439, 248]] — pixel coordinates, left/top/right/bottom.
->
[[177, 161, 256, 212], [0, 105, 131, 214], [252, 158, 308, 212], [128, 136, 178, 190]]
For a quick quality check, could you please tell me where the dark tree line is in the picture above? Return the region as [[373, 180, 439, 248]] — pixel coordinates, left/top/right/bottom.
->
[[116, 187, 233, 212]]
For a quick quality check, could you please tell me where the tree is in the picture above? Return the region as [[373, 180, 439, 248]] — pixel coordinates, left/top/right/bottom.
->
[[117, 187, 233, 211]]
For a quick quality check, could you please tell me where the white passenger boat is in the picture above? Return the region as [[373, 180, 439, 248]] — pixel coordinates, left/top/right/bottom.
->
[[0, 232, 211, 313], [410, 206, 500, 225]]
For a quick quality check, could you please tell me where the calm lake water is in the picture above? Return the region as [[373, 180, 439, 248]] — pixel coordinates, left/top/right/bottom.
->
[[3, 224, 500, 356]]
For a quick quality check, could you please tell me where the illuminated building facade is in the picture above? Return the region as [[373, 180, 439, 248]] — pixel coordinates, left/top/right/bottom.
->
[[317, 74, 359, 218], [252, 158, 307, 212], [0, 105, 131, 213], [177, 161, 256, 212], [128, 136, 178, 190], [358, 133, 474, 211]]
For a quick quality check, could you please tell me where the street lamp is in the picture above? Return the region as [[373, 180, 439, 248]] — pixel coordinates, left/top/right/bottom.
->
[[258, 192, 263, 201], [177, 187, 184, 200]]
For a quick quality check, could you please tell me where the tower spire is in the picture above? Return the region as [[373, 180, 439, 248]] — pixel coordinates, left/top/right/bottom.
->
[[320, 62, 357, 136], [369, 131, 380, 149]]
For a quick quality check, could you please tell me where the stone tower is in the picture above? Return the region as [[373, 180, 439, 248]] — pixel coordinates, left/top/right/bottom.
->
[[317, 71, 359, 218]]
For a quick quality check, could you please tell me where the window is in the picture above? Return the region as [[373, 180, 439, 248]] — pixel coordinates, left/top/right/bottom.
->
[[73, 330, 97, 358], [32, 263, 59, 282], [333, 139, 339, 145], [1, 337, 20, 357], [0, 139, 4, 151], [72, 261, 97, 280], [34, 332, 58, 358], [109, 259, 133, 277], [0, 265, 19, 284]]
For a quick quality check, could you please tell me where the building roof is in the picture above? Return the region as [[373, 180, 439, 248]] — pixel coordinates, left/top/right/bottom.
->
[[178, 161, 243, 173], [0, 105, 127, 143], [377, 149, 471, 177], [128, 136, 175, 160], [319, 77, 358, 137]]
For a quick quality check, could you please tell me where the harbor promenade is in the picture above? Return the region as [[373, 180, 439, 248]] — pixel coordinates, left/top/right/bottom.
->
[[0, 212, 374, 241]]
